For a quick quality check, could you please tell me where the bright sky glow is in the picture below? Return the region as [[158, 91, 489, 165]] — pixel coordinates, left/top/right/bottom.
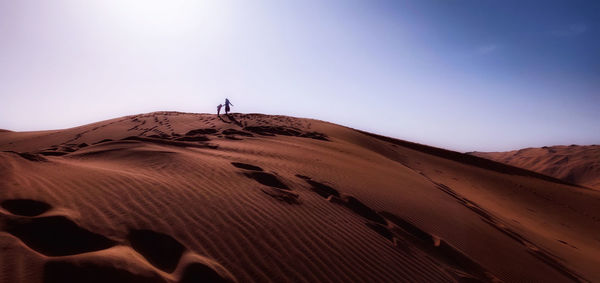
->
[[1, 0, 598, 151]]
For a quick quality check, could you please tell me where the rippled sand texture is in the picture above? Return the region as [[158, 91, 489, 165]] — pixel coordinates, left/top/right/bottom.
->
[[1, 112, 598, 282]]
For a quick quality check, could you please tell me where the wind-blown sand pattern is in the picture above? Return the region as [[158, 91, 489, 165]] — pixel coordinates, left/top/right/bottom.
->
[[1, 111, 599, 282], [469, 145, 600, 190]]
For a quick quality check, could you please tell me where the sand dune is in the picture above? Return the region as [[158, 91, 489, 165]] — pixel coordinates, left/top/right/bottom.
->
[[1, 111, 599, 282], [470, 145, 600, 190]]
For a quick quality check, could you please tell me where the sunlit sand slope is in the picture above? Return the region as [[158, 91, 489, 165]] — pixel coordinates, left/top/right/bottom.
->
[[470, 145, 600, 190], [1, 112, 598, 282]]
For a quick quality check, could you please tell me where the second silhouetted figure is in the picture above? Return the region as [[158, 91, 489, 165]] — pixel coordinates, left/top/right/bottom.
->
[[224, 98, 233, 115]]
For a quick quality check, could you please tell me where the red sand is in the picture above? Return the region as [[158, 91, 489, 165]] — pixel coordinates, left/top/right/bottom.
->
[[470, 145, 600, 190], [1, 111, 598, 282]]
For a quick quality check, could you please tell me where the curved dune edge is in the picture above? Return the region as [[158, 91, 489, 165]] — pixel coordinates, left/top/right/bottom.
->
[[469, 145, 600, 190], [0, 111, 598, 282], [1, 197, 236, 283]]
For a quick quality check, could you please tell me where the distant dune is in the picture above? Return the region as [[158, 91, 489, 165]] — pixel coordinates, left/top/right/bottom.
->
[[1, 111, 599, 282], [469, 145, 600, 190]]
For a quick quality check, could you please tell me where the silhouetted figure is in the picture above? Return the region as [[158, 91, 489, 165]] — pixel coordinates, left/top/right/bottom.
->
[[217, 104, 223, 116], [224, 98, 233, 115]]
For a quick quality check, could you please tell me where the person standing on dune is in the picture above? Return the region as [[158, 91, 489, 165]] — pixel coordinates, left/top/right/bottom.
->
[[224, 98, 233, 115], [217, 104, 223, 116]]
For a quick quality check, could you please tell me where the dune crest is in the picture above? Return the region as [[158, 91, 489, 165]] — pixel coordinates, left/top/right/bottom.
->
[[470, 145, 600, 189]]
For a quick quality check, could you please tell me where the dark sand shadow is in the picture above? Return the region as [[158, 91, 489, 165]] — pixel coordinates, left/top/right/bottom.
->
[[225, 114, 243, 127], [217, 115, 231, 124]]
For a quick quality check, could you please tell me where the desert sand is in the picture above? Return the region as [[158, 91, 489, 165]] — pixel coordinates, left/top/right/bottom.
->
[[0, 111, 599, 282], [470, 145, 600, 190]]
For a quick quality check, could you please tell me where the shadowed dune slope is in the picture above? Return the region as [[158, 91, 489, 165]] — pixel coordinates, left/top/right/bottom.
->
[[469, 145, 600, 190], [1, 111, 599, 283]]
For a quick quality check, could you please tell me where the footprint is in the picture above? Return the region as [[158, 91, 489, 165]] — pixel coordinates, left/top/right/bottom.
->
[[121, 136, 218, 149], [234, 163, 298, 204], [261, 188, 301, 205], [296, 175, 384, 224], [38, 151, 69, 156], [243, 172, 290, 190], [186, 129, 218, 135], [379, 211, 430, 242], [222, 129, 254, 137], [366, 222, 394, 241], [128, 229, 238, 282], [241, 126, 276, 136], [243, 126, 329, 141], [93, 139, 113, 145], [296, 176, 339, 198], [2, 151, 47, 162], [225, 136, 243, 140], [380, 211, 499, 282], [149, 134, 171, 139], [231, 162, 263, 171], [128, 229, 185, 273], [340, 196, 387, 225], [299, 132, 329, 141], [174, 136, 210, 142], [295, 174, 311, 180], [1, 199, 51, 216], [5, 216, 116, 256], [61, 146, 77, 153]]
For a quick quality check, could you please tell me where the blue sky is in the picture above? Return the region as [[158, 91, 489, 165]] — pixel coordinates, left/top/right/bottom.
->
[[0, 0, 598, 151]]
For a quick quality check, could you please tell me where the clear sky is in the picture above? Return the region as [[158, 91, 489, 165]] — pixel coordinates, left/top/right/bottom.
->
[[1, 0, 598, 152]]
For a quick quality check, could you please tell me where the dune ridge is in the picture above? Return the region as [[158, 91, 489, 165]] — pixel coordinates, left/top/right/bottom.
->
[[469, 145, 600, 190], [1, 111, 599, 282]]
